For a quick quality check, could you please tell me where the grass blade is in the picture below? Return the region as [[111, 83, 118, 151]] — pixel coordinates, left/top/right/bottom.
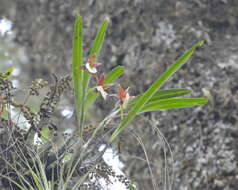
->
[[140, 98, 208, 113], [109, 41, 204, 142]]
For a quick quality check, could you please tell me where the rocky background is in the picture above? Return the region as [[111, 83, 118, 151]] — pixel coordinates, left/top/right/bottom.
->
[[0, 0, 238, 189]]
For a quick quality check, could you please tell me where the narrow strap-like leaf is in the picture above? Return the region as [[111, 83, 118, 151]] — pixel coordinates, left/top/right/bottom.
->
[[104, 65, 124, 84], [89, 18, 110, 57], [71, 14, 83, 136], [128, 88, 192, 107], [140, 98, 208, 113], [109, 41, 204, 142]]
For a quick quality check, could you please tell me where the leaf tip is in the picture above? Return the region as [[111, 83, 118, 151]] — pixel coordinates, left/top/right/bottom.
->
[[196, 40, 205, 48], [104, 16, 110, 23], [203, 98, 209, 104]]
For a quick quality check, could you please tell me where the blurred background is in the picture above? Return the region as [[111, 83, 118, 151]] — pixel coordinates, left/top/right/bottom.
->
[[0, 0, 238, 189]]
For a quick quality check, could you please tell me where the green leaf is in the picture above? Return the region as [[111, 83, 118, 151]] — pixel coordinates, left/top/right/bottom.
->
[[71, 14, 83, 136], [104, 66, 124, 85], [140, 98, 208, 113], [128, 88, 192, 107], [109, 41, 204, 142], [150, 88, 192, 100], [89, 18, 110, 57]]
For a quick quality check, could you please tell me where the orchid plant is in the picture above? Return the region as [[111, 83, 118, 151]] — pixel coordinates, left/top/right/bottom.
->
[[71, 14, 207, 144], [0, 14, 208, 190], [70, 14, 207, 189]]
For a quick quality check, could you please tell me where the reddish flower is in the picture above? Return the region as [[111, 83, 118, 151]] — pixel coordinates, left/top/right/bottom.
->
[[117, 84, 130, 108], [78, 54, 102, 74], [95, 74, 112, 100], [96, 75, 111, 90]]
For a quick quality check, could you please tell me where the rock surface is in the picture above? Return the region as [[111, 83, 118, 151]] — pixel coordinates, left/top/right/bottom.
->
[[1, 0, 238, 189]]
